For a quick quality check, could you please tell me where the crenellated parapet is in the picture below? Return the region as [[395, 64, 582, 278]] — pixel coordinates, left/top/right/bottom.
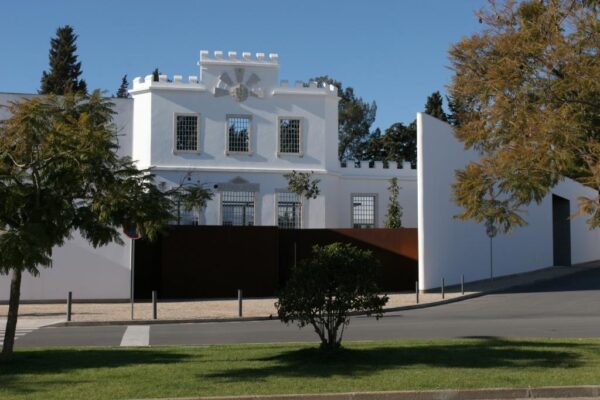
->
[[199, 50, 279, 66], [130, 74, 208, 93], [339, 160, 417, 177]]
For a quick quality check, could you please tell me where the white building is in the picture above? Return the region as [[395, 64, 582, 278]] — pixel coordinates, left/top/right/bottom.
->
[[129, 50, 417, 229], [1, 50, 599, 301]]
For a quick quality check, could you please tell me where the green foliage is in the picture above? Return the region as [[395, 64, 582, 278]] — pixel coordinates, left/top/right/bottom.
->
[[276, 243, 388, 350], [384, 178, 403, 228], [424, 91, 448, 122], [152, 68, 160, 82], [310, 76, 377, 162], [283, 170, 321, 200], [381, 122, 417, 168], [40, 25, 87, 95], [0, 91, 174, 275], [448, 0, 600, 232], [116, 75, 130, 98]]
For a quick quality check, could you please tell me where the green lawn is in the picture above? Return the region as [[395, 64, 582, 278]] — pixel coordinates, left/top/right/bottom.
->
[[1, 339, 600, 400]]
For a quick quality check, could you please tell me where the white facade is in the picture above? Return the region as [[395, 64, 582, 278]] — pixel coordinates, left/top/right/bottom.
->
[[129, 50, 417, 229]]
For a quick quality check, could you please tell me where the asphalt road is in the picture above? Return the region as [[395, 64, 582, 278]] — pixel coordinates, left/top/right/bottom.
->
[[16, 267, 600, 348]]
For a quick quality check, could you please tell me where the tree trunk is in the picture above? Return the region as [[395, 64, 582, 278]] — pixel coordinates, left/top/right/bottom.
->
[[1, 269, 22, 358]]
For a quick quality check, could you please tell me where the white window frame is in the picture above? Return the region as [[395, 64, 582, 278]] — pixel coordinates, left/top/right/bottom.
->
[[220, 191, 256, 226], [351, 193, 378, 228], [173, 112, 200, 154], [225, 114, 253, 155], [276, 192, 303, 229], [277, 116, 303, 157]]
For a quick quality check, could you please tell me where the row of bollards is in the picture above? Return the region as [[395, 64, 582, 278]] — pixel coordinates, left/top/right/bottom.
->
[[67, 289, 246, 321], [415, 274, 466, 304]]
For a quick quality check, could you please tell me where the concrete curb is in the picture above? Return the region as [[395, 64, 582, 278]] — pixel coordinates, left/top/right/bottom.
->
[[144, 385, 600, 400], [48, 265, 597, 328]]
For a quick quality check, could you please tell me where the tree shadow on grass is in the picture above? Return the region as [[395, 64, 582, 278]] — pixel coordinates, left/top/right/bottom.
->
[[206, 339, 593, 382], [0, 348, 192, 396]]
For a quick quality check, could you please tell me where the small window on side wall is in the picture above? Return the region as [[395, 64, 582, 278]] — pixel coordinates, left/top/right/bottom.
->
[[175, 114, 199, 152], [279, 118, 302, 155], [352, 194, 376, 228]]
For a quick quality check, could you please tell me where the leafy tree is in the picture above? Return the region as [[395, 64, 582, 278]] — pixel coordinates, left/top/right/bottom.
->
[[172, 183, 213, 225], [40, 25, 87, 95], [284, 170, 321, 200], [381, 122, 417, 168], [424, 91, 448, 122], [0, 92, 179, 358], [116, 75, 130, 98], [448, 0, 600, 232], [310, 76, 377, 162], [276, 242, 388, 350], [384, 177, 403, 228]]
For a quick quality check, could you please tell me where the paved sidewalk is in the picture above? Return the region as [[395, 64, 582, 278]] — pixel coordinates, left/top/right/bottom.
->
[[1, 262, 597, 324]]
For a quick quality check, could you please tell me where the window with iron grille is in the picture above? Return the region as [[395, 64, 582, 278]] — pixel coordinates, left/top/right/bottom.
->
[[227, 115, 251, 153], [222, 191, 255, 226], [277, 192, 301, 229], [279, 118, 301, 154], [352, 194, 376, 228], [175, 115, 198, 152]]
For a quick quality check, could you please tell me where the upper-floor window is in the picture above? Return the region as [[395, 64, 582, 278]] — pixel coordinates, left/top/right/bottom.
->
[[279, 118, 302, 155], [222, 191, 255, 226], [175, 114, 199, 152], [277, 192, 302, 229], [352, 194, 376, 228], [227, 115, 251, 154]]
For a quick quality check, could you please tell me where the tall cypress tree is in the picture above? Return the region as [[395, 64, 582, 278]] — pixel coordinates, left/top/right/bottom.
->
[[40, 25, 87, 95], [424, 91, 448, 122], [116, 75, 130, 98]]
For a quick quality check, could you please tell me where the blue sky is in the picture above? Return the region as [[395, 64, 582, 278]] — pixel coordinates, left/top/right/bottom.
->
[[0, 0, 484, 130]]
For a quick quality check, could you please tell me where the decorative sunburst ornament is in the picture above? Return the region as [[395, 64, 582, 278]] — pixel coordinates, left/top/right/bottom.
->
[[214, 67, 263, 102]]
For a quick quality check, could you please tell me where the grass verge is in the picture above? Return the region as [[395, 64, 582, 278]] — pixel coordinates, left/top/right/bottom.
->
[[1, 338, 600, 399]]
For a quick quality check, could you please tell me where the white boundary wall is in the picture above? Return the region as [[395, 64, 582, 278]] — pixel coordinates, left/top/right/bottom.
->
[[417, 113, 600, 290]]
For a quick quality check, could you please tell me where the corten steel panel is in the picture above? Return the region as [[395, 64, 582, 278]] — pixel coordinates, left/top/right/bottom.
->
[[279, 228, 418, 292], [135, 226, 418, 299], [136, 226, 279, 299]]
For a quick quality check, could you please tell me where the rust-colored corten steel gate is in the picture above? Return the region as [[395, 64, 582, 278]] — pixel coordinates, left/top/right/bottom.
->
[[134, 226, 418, 299]]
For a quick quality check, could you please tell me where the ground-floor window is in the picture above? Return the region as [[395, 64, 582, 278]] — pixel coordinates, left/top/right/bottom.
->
[[222, 191, 255, 226], [352, 194, 376, 228], [277, 192, 302, 229]]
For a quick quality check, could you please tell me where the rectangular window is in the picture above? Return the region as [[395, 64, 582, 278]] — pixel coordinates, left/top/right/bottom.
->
[[352, 194, 376, 228], [277, 192, 302, 229], [227, 115, 251, 153], [279, 118, 301, 154], [175, 115, 198, 152], [222, 191, 255, 226]]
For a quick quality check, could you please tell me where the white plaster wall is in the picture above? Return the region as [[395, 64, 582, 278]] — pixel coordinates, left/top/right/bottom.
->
[[417, 112, 600, 290], [0, 232, 131, 301]]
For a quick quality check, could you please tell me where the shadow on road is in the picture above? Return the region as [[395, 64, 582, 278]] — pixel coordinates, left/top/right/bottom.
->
[[206, 339, 588, 381], [500, 268, 600, 294]]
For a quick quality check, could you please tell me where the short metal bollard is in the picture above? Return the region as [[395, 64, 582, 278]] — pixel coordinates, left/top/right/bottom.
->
[[461, 274, 465, 295], [415, 281, 419, 304], [152, 290, 157, 320], [66, 291, 72, 322], [238, 289, 243, 317], [441, 278, 445, 299]]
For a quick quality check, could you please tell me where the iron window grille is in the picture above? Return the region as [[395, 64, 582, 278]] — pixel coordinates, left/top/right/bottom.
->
[[222, 191, 255, 226], [352, 194, 376, 228], [175, 114, 199, 152], [277, 192, 302, 229], [279, 118, 301, 154], [227, 115, 251, 153]]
